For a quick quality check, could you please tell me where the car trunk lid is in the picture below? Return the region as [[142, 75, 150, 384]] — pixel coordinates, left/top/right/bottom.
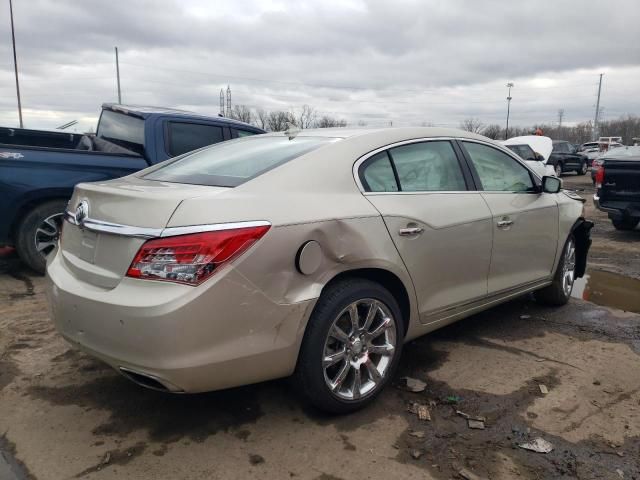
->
[[60, 176, 227, 288]]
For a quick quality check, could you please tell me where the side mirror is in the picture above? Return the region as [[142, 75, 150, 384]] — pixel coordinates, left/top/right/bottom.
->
[[535, 152, 545, 161], [542, 175, 562, 193]]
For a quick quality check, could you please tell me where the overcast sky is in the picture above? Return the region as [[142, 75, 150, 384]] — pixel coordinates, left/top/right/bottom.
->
[[1, 0, 639, 132]]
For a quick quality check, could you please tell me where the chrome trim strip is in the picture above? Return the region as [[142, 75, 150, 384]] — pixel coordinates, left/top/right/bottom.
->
[[64, 211, 271, 239], [161, 220, 271, 237]]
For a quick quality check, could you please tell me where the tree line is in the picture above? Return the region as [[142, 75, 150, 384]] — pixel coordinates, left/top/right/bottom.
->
[[227, 103, 640, 145], [459, 115, 640, 144], [227, 104, 347, 131]]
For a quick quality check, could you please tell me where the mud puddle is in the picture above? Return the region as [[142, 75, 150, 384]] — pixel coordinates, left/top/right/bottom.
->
[[572, 269, 640, 314]]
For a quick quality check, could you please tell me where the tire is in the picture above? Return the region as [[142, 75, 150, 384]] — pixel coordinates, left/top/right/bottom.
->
[[554, 163, 563, 177], [295, 278, 404, 413], [612, 217, 640, 231], [534, 235, 575, 306], [577, 161, 588, 175], [15, 200, 67, 274]]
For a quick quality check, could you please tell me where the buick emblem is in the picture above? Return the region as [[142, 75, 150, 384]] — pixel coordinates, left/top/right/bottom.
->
[[75, 200, 89, 226]]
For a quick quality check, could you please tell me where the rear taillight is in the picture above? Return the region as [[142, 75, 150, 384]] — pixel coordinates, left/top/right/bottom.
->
[[126, 225, 270, 285], [595, 165, 605, 188]]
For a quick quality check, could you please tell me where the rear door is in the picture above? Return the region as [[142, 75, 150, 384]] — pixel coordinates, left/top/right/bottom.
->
[[460, 140, 559, 293], [358, 139, 493, 323]]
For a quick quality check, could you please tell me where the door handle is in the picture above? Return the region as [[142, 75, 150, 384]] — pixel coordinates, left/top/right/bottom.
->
[[497, 219, 513, 228], [399, 227, 424, 236]]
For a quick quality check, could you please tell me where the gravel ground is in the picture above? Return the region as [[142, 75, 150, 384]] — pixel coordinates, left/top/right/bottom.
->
[[0, 173, 638, 480]]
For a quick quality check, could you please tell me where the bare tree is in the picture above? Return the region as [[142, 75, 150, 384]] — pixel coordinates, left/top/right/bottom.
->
[[255, 108, 269, 130], [267, 110, 295, 132], [295, 105, 317, 129], [315, 115, 347, 128], [482, 124, 502, 140], [230, 105, 253, 125], [459, 118, 485, 134]]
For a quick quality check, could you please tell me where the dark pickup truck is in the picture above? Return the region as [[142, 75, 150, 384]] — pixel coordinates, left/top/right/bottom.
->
[[594, 146, 640, 231], [0, 104, 264, 272]]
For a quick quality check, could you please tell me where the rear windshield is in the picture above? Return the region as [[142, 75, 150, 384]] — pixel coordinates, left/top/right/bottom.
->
[[97, 110, 145, 156], [144, 136, 339, 187]]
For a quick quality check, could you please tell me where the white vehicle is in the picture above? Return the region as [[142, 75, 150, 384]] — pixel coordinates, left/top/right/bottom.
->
[[503, 136, 556, 177]]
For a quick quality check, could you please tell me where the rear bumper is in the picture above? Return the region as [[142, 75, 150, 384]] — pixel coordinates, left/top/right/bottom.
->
[[594, 194, 640, 220], [46, 247, 315, 393]]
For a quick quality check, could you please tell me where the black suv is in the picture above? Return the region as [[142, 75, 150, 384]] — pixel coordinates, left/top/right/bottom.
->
[[547, 140, 589, 176]]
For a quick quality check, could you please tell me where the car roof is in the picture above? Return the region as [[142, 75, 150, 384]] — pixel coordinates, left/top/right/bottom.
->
[[260, 126, 489, 141], [601, 146, 640, 161], [101, 103, 263, 130]]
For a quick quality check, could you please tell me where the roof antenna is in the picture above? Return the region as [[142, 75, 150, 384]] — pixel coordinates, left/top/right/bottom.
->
[[284, 123, 300, 140]]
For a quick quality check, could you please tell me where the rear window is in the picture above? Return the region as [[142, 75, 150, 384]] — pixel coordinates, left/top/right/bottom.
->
[[97, 110, 145, 156], [144, 136, 339, 187]]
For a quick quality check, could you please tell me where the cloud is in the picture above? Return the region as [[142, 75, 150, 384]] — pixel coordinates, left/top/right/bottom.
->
[[1, 0, 639, 131]]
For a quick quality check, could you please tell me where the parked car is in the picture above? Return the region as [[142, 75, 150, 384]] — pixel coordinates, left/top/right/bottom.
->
[[503, 135, 556, 177], [579, 141, 601, 164], [0, 104, 264, 272], [591, 142, 625, 185], [47, 128, 593, 413], [594, 146, 640, 231], [547, 140, 589, 176]]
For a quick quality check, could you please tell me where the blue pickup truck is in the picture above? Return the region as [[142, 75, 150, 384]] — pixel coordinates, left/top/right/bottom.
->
[[0, 103, 264, 273]]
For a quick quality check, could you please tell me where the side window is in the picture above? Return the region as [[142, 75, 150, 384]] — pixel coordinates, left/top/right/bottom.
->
[[462, 142, 535, 192], [168, 122, 224, 157], [360, 152, 398, 192], [389, 141, 466, 191], [235, 129, 257, 138]]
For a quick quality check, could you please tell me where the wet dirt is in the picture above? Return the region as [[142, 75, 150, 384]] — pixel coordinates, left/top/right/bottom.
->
[[28, 374, 265, 445], [572, 269, 640, 314]]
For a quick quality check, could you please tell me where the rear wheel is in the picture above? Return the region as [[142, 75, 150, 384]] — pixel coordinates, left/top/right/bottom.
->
[[554, 163, 563, 177], [534, 235, 575, 306], [295, 278, 403, 413], [612, 217, 640, 231], [15, 200, 67, 274]]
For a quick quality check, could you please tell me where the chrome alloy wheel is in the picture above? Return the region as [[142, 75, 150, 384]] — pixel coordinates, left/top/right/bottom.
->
[[562, 238, 576, 296], [322, 299, 397, 401], [35, 212, 63, 257]]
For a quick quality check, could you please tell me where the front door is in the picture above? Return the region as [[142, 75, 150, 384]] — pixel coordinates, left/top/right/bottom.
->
[[358, 140, 493, 322], [460, 140, 559, 293]]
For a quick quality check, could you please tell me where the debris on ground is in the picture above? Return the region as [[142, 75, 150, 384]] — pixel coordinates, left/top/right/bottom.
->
[[518, 437, 554, 454], [467, 419, 485, 430], [520, 315, 531, 319], [616, 468, 624, 478], [409, 430, 426, 439], [410, 449, 424, 460], [102, 452, 111, 465], [538, 384, 549, 394], [400, 376, 427, 392], [456, 410, 486, 429], [458, 467, 483, 480], [445, 395, 461, 404], [407, 402, 431, 421]]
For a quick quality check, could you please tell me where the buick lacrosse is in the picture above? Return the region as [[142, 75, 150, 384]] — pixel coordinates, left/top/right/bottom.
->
[[47, 128, 592, 412]]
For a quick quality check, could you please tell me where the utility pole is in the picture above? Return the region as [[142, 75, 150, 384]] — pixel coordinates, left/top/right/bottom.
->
[[114, 47, 122, 104], [505, 82, 514, 139], [557, 109, 564, 136], [593, 73, 604, 140], [226, 85, 231, 117], [9, 0, 23, 128], [219, 89, 225, 116]]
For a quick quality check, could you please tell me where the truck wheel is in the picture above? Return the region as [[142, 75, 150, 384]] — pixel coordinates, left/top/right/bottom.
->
[[554, 163, 563, 177], [295, 278, 404, 413], [15, 200, 68, 274], [611, 217, 640, 231], [534, 235, 575, 306]]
